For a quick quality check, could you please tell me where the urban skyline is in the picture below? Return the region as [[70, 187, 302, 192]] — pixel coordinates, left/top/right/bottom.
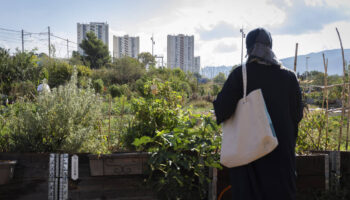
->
[[1, 0, 350, 67], [113, 35, 140, 59], [167, 34, 196, 73], [77, 22, 109, 55]]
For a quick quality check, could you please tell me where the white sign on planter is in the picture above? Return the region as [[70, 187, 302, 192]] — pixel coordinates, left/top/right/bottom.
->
[[71, 155, 79, 180]]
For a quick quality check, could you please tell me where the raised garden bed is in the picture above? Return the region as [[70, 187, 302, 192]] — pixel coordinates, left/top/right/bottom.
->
[[0, 153, 156, 200], [311, 150, 350, 188], [214, 154, 330, 200], [88, 152, 150, 176]]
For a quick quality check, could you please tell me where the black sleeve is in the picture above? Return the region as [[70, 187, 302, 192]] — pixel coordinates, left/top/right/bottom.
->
[[213, 67, 243, 125], [289, 72, 304, 137], [293, 74, 303, 124]]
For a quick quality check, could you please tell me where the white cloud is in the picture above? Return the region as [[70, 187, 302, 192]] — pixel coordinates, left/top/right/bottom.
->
[[104, 0, 350, 67], [214, 42, 238, 53]]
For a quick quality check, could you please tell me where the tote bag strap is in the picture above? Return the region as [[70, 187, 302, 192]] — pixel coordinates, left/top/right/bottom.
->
[[242, 63, 247, 103]]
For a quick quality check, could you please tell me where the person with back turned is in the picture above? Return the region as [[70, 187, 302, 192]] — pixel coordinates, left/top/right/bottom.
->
[[213, 28, 303, 200]]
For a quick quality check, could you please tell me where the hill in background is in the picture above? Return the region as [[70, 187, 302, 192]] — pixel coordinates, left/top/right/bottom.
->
[[280, 49, 350, 75], [200, 49, 350, 79]]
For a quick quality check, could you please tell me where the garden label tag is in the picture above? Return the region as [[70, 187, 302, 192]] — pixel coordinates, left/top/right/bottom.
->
[[48, 153, 69, 200], [71, 155, 79, 180]]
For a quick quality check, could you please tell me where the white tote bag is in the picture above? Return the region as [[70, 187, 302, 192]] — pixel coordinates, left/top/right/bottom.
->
[[220, 63, 278, 168]]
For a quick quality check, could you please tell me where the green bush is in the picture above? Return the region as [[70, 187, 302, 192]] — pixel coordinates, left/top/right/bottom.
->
[[77, 65, 92, 77], [133, 114, 221, 199], [123, 80, 183, 149], [7, 70, 106, 153], [109, 84, 123, 98], [0, 48, 42, 95], [211, 84, 221, 96], [0, 105, 10, 152], [46, 61, 73, 88], [9, 80, 37, 100], [93, 79, 104, 94]]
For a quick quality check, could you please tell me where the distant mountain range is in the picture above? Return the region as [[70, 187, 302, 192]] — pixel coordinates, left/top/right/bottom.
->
[[280, 49, 350, 75], [201, 49, 350, 79], [200, 66, 233, 79]]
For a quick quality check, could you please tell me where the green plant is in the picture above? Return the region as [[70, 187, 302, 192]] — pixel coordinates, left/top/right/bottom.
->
[[133, 113, 221, 199], [211, 84, 221, 96], [123, 80, 183, 149], [0, 48, 41, 95], [93, 79, 104, 94], [109, 84, 128, 98], [8, 70, 106, 153], [79, 32, 111, 69], [9, 80, 37, 100], [0, 105, 10, 152], [296, 110, 347, 154]]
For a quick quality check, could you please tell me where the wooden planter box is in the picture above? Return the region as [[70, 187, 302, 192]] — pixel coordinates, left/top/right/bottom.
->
[[296, 154, 329, 191], [311, 150, 350, 188], [213, 154, 330, 200], [0, 160, 17, 185], [88, 152, 150, 176]]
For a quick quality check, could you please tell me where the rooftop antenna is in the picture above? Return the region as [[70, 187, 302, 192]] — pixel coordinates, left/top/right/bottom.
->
[[240, 27, 245, 66], [151, 34, 155, 56]]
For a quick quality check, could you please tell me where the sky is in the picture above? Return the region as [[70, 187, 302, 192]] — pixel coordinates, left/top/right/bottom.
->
[[0, 0, 350, 67]]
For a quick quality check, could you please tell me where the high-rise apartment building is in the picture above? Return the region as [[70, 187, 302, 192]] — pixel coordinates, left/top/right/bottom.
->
[[77, 22, 109, 54], [194, 56, 200, 74], [167, 34, 194, 73], [113, 35, 140, 59]]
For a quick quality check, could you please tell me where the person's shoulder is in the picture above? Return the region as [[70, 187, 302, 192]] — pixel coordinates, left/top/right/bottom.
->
[[278, 65, 297, 77], [228, 65, 242, 78], [278, 65, 299, 84]]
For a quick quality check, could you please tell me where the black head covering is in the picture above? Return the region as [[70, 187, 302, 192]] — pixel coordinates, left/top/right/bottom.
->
[[245, 28, 280, 66]]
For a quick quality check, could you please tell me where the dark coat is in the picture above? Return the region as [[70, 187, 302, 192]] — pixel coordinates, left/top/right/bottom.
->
[[213, 62, 303, 200]]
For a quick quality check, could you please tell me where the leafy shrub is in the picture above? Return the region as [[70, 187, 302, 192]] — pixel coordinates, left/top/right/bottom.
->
[[44, 59, 91, 89], [8, 70, 105, 153], [0, 105, 10, 152], [77, 65, 92, 77], [123, 80, 183, 149], [109, 57, 146, 84], [296, 110, 347, 154], [9, 80, 37, 100], [46, 61, 73, 88], [0, 48, 41, 95], [133, 111, 221, 199], [123, 78, 221, 199], [211, 84, 221, 96], [109, 84, 123, 98], [93, 79, 104, 94]]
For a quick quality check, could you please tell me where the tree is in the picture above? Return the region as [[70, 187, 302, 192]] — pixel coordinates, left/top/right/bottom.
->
[[0, 48, 42, 95], [79, 32, 110, 69], [137, 52, 156, 67], [213, 72, 226, 84], [69, 51, 84, 66], [110, 57, 146, 84]]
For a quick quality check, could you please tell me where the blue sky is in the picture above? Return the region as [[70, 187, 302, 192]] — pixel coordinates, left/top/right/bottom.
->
[[1, 0, 350, 67]]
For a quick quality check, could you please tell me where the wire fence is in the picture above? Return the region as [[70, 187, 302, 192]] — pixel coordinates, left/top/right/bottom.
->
[[0, 26, 77, 59]]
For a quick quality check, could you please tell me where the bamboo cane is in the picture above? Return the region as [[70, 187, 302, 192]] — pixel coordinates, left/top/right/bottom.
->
[[346, 63, 350, 151], [323, 53, 329, 150], [336, 27, 347, 151], [294, 43, 298, 73], [108, 95, 112, 150]]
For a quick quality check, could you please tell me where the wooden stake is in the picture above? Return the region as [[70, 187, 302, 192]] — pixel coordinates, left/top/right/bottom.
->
[[346, 63, 350, 151], [323, 53, 329, 150], [294, 43, 298, 73], [108, 95, 112, 150], [336, 27, 346, 151]]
